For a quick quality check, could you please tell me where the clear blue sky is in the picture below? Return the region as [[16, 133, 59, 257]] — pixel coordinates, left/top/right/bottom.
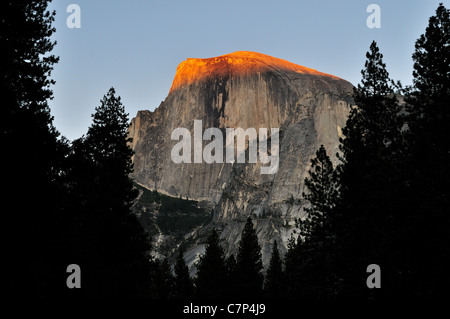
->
[[47, 0, 448, 140]]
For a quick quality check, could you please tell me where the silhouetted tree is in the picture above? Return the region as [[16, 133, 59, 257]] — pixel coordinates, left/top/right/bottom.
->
[[294, 145, 341, 298], [224, 254, 238, 297], [283, 234, 303, 298], [235, 217, 263, 298], [410, 3, 449, 104], [154, 258, 175, 299], [332, 40, 403, 298], [226, 254, 237, 278], [402, 3, 450, 296], [1, 0, 69, 297], [66, 88, 153, 298], [174, 249, 193, 299], [195, 229, 227, 299], [301, 145, 340, 242], [264, 240, 283, 299]]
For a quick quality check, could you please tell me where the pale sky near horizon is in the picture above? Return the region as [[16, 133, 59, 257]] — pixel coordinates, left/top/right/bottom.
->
[[47, 0, 449, 141]]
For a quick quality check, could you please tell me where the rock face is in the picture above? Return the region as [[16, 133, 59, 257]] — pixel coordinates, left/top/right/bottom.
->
[[129, 51, 353, 265]]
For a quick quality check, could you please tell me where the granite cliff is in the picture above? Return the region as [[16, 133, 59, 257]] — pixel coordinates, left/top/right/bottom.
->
[[129, 51, 354, 267]]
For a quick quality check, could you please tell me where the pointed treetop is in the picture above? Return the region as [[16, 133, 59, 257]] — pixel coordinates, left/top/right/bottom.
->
[[412, 3, 450, 99], [357, 41, 396, 97]]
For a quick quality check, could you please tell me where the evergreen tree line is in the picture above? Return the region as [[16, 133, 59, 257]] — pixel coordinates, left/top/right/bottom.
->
[[281, 4, 450, 298], [2, 0, 153, 298], [2, 0, 449, 299], [155, 218, 266, 300]]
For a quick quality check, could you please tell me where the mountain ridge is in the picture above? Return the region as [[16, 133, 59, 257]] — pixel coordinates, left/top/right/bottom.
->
[[169, 51, 342, 93], [128, 51, 354, 266]]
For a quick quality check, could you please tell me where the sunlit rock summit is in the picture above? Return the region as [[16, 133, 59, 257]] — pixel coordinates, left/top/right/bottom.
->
[[128, 51, 354, 266]]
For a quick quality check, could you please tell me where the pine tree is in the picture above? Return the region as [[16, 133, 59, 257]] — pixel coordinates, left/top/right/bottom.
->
[[301, 145, 339, 242], [195, 229, 228, 299], [283, 145, 340, 299], [403, 3, 450, 296], [264, 240, 283, 299], [226, 254, 237, 278], [67, 88, 153, 298], [235, 217, 264, 298], [339, 41, 401, 167], [174, 249, 193, 299], [332, 41, 403, 297], [296, 145, 341, 298], [283, 234, 303, 298], [225, 254, 238, 298], [411, 3, 449, 103], [155, 258, 175, 299], [1, 0, 69, 297]]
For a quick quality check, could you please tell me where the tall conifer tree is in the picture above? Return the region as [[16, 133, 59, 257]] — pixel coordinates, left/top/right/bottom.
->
[[1, 0, 67, 297], [404, 3, 450, 296], [297, 145, 340, 298], [195, 229, 227, 299], [235, 217, 263, 298], [174, 249, 193, 299], [67, 88, 152, 298], [301, 145, 340, 242], [264, 240, 283, 299], [333, 41, 402, 297]]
